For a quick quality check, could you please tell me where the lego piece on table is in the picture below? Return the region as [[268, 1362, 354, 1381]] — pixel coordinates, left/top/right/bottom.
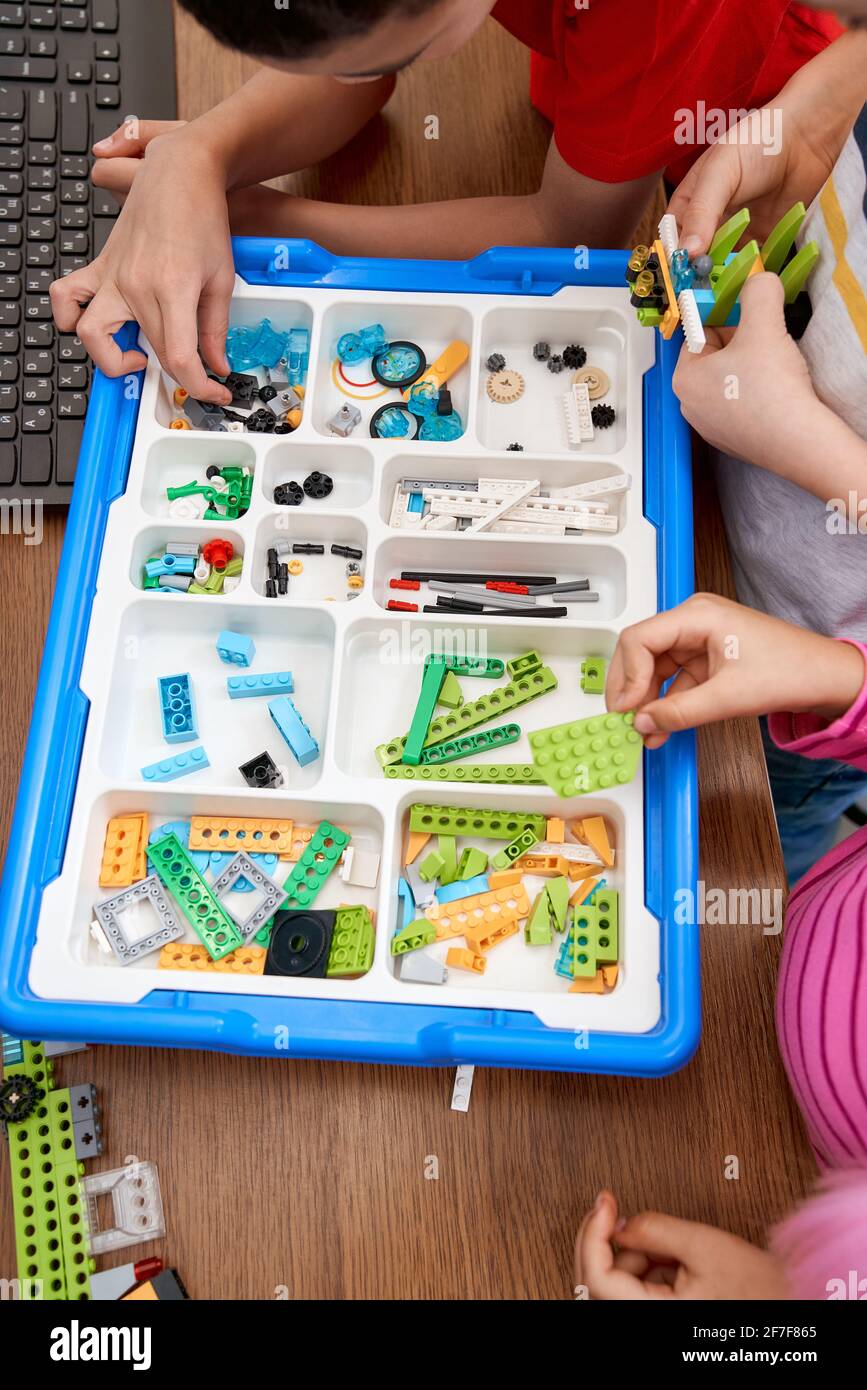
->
[[93, 874, 185, 967], [435, 873, 490, 905], [340, 846, 381, 889], [140, 746, 210, 783], [392, 920, 438, 955], [189, 816, 294, 856], [227, 671, 294, 699], [779, 240, 819, 304], [569, 876, 603, 907], [569, 964, 619, 995], [269, 697, 320, 767], [158, 942, 267, 975], [329, 402, 363, 436], [90, 1258, 165, 1302], [534, 840, 602, 865], [397, 877, 416, 931], [121, 1269, 189, 1302], [239, 751, 283, 789], [437, 670, 464, 709], [265, 910, 336, 977], [404, 858, 435, 913], [446, 948, 486, 975], [507, 650, 543, 680], [707, 207, 752, 265], [437, 834, 458, 885], [419, 850, 445, 883], [564, 382, 594, 446], [398, 952, 448, 985], [525, 888, 556, 946], [216, 630, 256, 667], [547, 817, 565, 843], [427, 883, 530, 939], [464, 918, 519, 954], [488, 869, 523, 889], [157, 673, 198, 744], [147, 833, 245, 960], [81, 1162, 165, 1256], [405, 829, 431, 865], [491, 827, 539, 871], [384, 763, 544, 786], [564, 889, 619, 979], [423, 654, 505, 678], [408, 803, 547, 840], [580, 657, 607, 695], [457, 847, 488, 879], [705, 239, 761, 327], [403, 656, 448, 766], [513, 853, 570, 877], [327, 906, 375, 979], [572, 815, 615, 867], [418, 722, 521, 767], [211, 852, 287, 942], [377, 665, 558, 767], [760, 202, 805, 274], [529, 712, 643, 798], [99, 814, 148, 889], [283, 822, 351, 910]]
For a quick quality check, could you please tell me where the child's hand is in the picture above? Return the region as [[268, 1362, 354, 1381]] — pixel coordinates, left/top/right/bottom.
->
[[90, 118, 188, 209], [575, 1191, 789, 1300], [607, 594, 865, 750], [50, 125, 235, 405], [672, 272, 819, 476]]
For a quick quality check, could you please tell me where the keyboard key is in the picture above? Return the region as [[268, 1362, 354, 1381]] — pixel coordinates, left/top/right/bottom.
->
[[59, 227, 86, 254], [0, 193, 20, 216], [25, 320, 52, 347], [0, 5, 25, 27], [0, 439, 16, 480], [95, 60, 117, 84], [92, 216, 111, 254], [28, 141, 56, 164], [24, 347, 51, 372], [59, 253, 84, 274], [28, 88, 56, 140], [29, 35, 57, 58], [25, 239, 53, 265], [0, 35, 24, 54], [58, 333, 83, 360], [59, 7, 86, 30], [0, 296, 18, 321], [27, 216, 55, 240], [60, 203, 86, 228], [23, 374, 52, 401], [60, 177, 87, 202], [60, 88, 87, 151], [58, 388, 84, 416], [0, 248, 19, 271], [25, 293, 52, 319], [95, 85, 119, 109], [0, 270, 18, 293], [94, 36, 119, 59], [0, 56, 57, 79], [68, 60, 91, 82], [28, 189, 55, 214], [25, 267, 52, 291], [23, 402, 52, 431], [0, 379, 14, 406], [0, 84, 23, 118], [28, 164, 55, 188], [56, 416, 81, 482], [30, 7, 58, 28], [0, 217, 20, 242], [60, 154, 87, 178], [58, 361, 85, 389], [20, 432, 51, 482], [0, 354, 16, 379], [0, 119, 23, 143], [93, 187, 114, 217], [0, 407, 17, 437], [0, 168, 21, 193], [93, 0, 118, 31], [0, 144, 22, 167]]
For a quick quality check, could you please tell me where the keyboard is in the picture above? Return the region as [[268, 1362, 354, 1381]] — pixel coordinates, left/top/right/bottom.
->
[[0, 0, 176, 504]]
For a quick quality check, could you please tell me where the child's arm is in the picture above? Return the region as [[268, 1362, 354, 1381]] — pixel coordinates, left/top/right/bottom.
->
[[49, 69, 396, 403], [672, 273, 867, 506], [670, 26, 867, 253], [575, 1191, 789, 1300], [606, 593, 866, 751]]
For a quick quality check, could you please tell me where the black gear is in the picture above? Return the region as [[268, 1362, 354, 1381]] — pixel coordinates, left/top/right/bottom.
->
[[485, 352, 507, 372], [0, 1074, 42, 1124], [506, 443, 524, 451], [591, 404, 616, 429], [562, 344, 587, 369], [547, 354, 565, 374], [533, 342, 550, 361], [247, 409, 276, 434]]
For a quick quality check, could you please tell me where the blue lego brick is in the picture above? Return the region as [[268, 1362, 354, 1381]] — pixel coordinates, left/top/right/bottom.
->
[[141, 746, 210, 783], [268, 697, 320, 767], [435, 873, 490, 905], [144, 555, 196, 579], [157, 673, 198, 743], [407, 492, 424, 513], [2, 1031, 24, 1067], [216, 630, 256, 667], [227, 671, 294, 699], [397, 877, 415, 932]]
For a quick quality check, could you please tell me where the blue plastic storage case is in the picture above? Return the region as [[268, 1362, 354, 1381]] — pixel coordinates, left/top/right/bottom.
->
[[0, 240, 698, 1074]]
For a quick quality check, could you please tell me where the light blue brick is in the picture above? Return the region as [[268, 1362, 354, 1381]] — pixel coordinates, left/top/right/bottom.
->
[[145, 554, 196, 579], [397, 877, 415, 932], [141, 746, 210, 783], [268, 697, 319, 767], [435, 873, 490, 905], [227, 671, 294, 699], [158, 673, 198, 743], [216, 630, 256, 667]]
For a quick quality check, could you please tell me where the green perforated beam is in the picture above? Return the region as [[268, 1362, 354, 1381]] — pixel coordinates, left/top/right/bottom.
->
[[408, 804, 547, 839], [147, 833, 245, 960], [384, 763, 544, 786], [419, 723, 521, 766]]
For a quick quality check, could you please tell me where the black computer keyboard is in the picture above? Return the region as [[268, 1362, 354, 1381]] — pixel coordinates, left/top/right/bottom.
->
[[0, 0, 176, 503]]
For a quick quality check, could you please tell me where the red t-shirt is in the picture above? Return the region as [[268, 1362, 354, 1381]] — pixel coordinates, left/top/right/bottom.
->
[[492, 0, 841, 184]]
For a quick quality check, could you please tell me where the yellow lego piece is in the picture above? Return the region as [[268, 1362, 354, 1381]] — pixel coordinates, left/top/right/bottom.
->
[[446, 948, 487, 975], [568, 963, 619, 994], [569, 876, 603, 907], [99, 814, 148, 889], [653, 237, 681, 340], [189, 816, 295, 857], [488, 869, 524, 889], [405, 830, 432, 866], [402, 339, 469, 401], [567, 862, 602, 883], [464, 919, 520, 954], [571, 816, 615, 868], [546, 817, 565, 843], [514, 853, 570, 877], [158, 942, 267, 975], [425, 882, 530, 933]]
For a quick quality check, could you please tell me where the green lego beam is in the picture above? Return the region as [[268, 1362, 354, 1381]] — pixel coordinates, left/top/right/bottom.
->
[[707, 208, 751, 265], [705, 240, 761, 327], [761, 202, 806, 274], [779, 240, 819, 303]]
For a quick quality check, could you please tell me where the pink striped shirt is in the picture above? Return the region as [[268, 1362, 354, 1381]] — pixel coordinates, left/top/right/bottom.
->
[[769, 641, 867, 1168]]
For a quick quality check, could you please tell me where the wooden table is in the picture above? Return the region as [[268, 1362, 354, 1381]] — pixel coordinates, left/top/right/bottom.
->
[[0, 9, 812, 1300]]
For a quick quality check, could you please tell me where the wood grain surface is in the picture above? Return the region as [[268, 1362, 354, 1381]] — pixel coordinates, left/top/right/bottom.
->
[[0, 8, 813, 1300]]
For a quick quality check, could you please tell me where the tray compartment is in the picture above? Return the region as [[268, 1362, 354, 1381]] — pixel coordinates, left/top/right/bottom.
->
[[141, 436, 258, 519], [251, 513, 369, 603], [260, 440, 374, 511], [96, 599, 335, 790], [128, 524, 247, 596]]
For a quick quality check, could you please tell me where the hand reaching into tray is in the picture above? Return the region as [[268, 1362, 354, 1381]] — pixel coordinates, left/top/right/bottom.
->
[[606, 594, 866, 751]]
